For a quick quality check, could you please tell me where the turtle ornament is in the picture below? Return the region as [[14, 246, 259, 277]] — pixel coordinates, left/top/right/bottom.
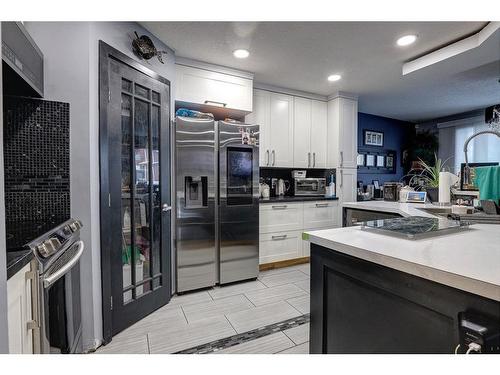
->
[[132, 32, 168, 64]]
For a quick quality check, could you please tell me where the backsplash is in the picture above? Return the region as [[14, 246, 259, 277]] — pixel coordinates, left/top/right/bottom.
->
[[3, 96, 70, 247]]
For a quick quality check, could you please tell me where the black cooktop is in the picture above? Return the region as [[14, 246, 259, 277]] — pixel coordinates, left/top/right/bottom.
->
[[6, 218, 67, 252]]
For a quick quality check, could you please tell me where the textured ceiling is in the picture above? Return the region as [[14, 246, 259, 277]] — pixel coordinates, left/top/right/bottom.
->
[[141, 22, 500, 122]]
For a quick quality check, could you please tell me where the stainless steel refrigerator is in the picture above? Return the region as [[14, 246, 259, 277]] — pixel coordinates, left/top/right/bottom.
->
[[175, 116, 259, 292]]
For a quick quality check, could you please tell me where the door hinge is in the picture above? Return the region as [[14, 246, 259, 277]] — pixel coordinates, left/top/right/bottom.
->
[[108, 193, 111, 207], [110, 296, 113, 310], [108, 90, 111, 103]]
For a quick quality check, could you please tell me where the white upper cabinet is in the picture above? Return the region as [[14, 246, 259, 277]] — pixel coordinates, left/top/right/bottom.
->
[[269, 93, 294, 167], [175, 64, 253, 113], [327, 95, 358, 169], [246, 89, 271, 166], [293, 97, 312, 168], [247, 90, 294, 167], [310, 100, 328, 168], [293, 98, 328, 169], [338, 98, 358, 169]]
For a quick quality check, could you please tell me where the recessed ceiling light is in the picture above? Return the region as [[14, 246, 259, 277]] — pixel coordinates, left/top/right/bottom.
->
[[233, 49, 250, 59], [327, 74, 342, 82], [397, 34, 417, 47]]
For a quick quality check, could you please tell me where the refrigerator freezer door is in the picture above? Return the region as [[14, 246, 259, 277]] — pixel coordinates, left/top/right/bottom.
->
[[175, 117, 217, 292], [218, 121, 260, 284]]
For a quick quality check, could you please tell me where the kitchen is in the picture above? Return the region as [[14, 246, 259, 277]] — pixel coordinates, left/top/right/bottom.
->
[[1, 2, 500, 369]]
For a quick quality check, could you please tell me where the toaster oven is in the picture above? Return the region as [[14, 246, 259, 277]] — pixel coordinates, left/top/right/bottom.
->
[[294, 178, 326, 196]]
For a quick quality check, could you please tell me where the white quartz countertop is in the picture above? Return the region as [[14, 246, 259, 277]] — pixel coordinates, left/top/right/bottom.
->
[[306, 201, 500, 302], [342, 200, 438, 217]]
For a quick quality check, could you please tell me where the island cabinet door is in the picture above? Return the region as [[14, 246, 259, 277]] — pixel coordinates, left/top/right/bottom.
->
[[309, 245, 500, 354]]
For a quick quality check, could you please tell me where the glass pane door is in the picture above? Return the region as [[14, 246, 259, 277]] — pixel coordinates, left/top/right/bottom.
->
[[119, 79, 164, 304]]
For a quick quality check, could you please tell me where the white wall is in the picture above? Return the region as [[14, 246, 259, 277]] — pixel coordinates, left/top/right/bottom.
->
[[24, 21, 175, 351], [0, 22, 10, 354]]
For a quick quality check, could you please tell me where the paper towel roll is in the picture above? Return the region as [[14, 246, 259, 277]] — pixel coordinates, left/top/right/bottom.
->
[[439, 171, 451, 203]]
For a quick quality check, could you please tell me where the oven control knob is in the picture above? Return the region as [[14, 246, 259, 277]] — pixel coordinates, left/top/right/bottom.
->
[[69, 220, 82, 232], [38, 237, 62, 258], [62, 226, 72, 236]]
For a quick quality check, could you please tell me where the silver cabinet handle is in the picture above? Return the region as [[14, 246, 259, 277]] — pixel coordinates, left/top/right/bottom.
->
[[162, 203, 172, 212], [266, 150, 270, 166], [272, 205, 288, 209], [272, 150, 276, 166], [43, 241, 84, 288], [340, 151, 344, 167], [308, 152, 311, 168], [340, 170, 344, 188], [272, 234, 288, 240], [204, 100, 227, 107], [315, 203, 329, 207], [313, 152, 316, 168]]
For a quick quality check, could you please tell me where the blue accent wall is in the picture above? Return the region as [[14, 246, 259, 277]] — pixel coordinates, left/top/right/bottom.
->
[[358, 113, 413, 186]]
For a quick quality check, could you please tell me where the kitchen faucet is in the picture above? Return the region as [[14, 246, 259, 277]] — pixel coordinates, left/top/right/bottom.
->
[[462, 130, 500, 186]]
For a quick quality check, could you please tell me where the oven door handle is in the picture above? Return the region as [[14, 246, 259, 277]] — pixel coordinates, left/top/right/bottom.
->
[[43, 241, 84, 288]]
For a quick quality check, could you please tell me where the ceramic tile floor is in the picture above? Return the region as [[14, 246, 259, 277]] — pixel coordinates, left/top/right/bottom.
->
[[96, 263, 311, 354]]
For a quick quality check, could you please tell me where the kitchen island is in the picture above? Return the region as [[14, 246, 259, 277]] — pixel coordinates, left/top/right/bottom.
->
[[306, 201, 500, 354]]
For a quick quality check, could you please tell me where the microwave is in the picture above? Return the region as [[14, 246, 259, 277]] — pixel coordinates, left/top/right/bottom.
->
[[294, 178, 326, 196]]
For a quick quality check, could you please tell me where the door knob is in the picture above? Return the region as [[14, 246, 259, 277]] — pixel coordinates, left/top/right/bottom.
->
[[162, 204, 172, 212]]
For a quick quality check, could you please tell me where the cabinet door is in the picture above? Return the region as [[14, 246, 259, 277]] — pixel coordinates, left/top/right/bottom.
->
[[293, 97, 312, 168], [246, 89, 271, 166], [338, 168, 357, 204], [339, 98, 358, 169], [269, 93, 294, 167], [176, 64, 253, 112], [7, 264, 33, 354], [303, 200, 340, 229], [259, 230, 303, 264], [260, 202, 303, 233], [311, 100, 328, 168]]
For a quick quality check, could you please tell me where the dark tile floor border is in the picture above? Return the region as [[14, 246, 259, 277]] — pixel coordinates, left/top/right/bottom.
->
[[175, 313, 310, 354]]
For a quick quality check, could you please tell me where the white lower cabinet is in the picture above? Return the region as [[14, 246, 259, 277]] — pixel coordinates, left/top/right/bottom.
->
[[259, 230, 303, 264], [259, 202, 303, 233], [7, 263, 34, 354], [259, 200, 340, 264]]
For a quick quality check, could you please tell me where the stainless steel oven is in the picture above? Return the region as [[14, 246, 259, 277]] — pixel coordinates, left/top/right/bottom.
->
[[294, 177, 326, 196], [28, 219, 84, 354]]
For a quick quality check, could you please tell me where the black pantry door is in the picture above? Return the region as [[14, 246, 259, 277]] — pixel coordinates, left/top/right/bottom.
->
[[100, 42, 171, 338]]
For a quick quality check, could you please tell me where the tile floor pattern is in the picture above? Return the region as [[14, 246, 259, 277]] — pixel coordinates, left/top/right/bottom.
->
[[96, 263, 311, 354]]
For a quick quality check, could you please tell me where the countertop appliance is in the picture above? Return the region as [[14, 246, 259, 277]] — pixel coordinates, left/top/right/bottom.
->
[[2, 22, 44, 97], [294, 177, 326, 196], [27, 219, 84, 354], [175, 116, 259, 292], [383, 182, 402, 202], [277, 179, 290, 196]]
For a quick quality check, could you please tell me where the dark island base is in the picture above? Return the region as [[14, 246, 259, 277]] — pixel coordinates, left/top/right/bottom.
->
[[310, 244, 500, 354]]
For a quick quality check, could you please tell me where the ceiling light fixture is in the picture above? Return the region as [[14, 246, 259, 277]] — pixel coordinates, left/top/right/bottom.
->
[[397, 34, 417, 47], [233, 49, 250, 59], [327, 74, 342, 82]]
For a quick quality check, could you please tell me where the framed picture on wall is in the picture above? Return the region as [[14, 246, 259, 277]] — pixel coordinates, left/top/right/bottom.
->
[[366, 154, 375, 167], [356, 153, 365, 166], [376, 155, 385, 167], [363, 130, 384, 147], [386, 155, 394, 168]]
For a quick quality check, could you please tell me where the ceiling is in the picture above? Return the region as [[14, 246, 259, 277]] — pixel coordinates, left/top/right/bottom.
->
[[141, 22, 500, 122]]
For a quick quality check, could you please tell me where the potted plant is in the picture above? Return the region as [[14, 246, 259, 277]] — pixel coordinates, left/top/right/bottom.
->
[[414, 154, 450, 202]]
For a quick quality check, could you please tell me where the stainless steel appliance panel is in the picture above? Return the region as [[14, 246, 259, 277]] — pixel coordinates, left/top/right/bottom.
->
[[175, 117, 217, 292], [218, 121, 259, 284], [294, 177, 326, 196]]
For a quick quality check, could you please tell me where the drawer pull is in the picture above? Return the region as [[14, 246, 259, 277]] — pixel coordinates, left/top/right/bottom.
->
[[271, 205, 288, 209], [315, 203, 329, 207], [272, 235, 288, 240], [204, 100, 227, 107]]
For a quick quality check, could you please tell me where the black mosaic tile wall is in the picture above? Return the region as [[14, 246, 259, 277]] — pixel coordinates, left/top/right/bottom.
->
[[3, 96, 70, 248]]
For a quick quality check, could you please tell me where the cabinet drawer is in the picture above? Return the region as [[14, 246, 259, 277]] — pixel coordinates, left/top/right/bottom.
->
[[303, 201, 339, 229], [259, 230, 303, 264], [260, 202, 303, 233], [176, 65, 253, 112]]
